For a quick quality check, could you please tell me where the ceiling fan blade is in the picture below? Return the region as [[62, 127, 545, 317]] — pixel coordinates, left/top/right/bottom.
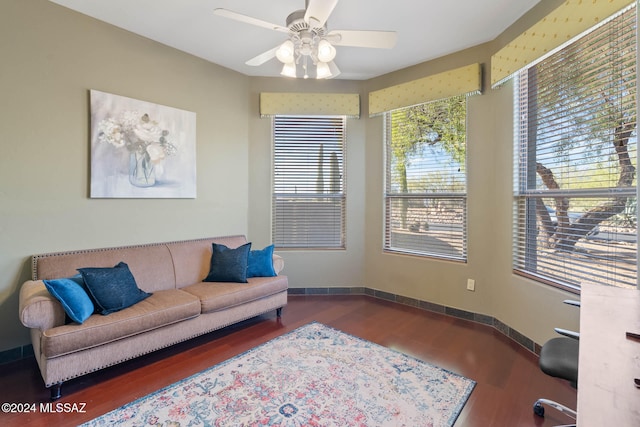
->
[[213, 8, 290, 34], [245, 46, 279, 66], [304, 0, 339, 28], [327, 30, 398, 49]]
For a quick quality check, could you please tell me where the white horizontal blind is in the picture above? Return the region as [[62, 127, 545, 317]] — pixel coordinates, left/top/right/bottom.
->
[[514, 5, 637, 290], [272, 116, 346, 249], [384, 95, 467, 260]]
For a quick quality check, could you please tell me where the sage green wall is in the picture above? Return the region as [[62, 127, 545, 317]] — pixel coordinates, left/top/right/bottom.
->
[[361, 0, 578, 347], [0, 0, 251, 351], [363, 61, 578, 348], [1, 0, 579, 355]]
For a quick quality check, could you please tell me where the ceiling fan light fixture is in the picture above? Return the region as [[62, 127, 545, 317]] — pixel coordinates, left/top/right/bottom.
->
[[275, 40, 295, 63], [316, 61, 332, 79], [280, 62, 297, 78], [317, 39, 336, 62], [328, 60, 341, 78]]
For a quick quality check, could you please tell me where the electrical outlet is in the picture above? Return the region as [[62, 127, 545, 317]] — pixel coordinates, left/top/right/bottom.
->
[[466, 279, 475, 291]]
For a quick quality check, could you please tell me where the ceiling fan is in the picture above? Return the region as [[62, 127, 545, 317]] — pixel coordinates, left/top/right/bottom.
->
[[213, 0, 398, 79]]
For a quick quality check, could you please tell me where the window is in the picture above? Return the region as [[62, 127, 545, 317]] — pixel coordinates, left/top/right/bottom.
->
[[272, 115, 346, 249], [384, 95, 467, 260], [514, 5, 637, 290]]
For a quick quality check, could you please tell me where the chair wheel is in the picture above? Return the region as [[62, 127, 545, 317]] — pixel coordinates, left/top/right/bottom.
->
[[533, 402, 545, 417]]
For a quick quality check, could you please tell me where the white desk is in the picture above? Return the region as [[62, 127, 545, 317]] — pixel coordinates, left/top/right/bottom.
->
[[577, 283, 640, 426]]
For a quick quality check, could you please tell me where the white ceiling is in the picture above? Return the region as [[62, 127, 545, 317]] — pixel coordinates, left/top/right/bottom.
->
[[50, 0, 540, 80]]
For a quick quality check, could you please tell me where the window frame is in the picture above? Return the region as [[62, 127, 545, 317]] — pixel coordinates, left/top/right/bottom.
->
[[512, 5, 637, 291], [271, 115, 347, 250], [383, 95, 468, 261]]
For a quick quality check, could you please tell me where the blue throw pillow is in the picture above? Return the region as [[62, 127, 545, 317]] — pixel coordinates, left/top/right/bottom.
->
[[247, 244, 277, 278], [204, 242, 251, 283], [43, 275, 95, 324], [78, 262, 151, 315]]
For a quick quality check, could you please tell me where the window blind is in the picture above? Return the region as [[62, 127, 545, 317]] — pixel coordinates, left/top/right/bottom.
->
[[384, 95, 467, 260], [272, 116, 346, 249], [513, 5, 637, 290]]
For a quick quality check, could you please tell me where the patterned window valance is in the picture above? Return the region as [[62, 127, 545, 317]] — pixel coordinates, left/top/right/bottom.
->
[[259, 92, 360, 118], [491, 0, 633, 87], [368, 63, 482, 117]]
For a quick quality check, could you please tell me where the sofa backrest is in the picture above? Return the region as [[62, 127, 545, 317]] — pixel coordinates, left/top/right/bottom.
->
[[167, 235, 248, 288], [31, 235, 248, 293], [33, 243, 176, 293]]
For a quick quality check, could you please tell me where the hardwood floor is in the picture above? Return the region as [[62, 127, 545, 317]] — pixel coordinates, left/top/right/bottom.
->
[[0, 295, 577, 426]]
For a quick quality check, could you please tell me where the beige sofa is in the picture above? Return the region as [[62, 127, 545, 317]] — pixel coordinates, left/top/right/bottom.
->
[[18, 235, 288, 399]]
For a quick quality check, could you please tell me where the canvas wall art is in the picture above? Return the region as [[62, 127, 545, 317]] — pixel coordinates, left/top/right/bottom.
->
[[90, 90, 197, 198]]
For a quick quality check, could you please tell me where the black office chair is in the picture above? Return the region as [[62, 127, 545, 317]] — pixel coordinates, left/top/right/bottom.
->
[[533, 300, 580, 425]]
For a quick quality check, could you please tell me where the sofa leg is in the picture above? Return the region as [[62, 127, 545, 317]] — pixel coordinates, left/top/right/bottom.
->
[[276, 307, 282, 318], [50, 383, 62, 400]]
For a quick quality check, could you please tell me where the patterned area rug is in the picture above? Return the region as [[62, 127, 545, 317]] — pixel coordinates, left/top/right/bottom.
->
[[82, 322, 475, 426]]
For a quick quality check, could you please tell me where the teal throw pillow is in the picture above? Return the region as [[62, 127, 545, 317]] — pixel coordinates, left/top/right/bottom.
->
[[204, 242, 251, 283], [43, 275, 95, 324], [247, 244, 277, 278], [78, 262, 151, 315]]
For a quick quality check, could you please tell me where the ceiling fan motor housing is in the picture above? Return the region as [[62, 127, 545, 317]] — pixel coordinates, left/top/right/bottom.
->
[[286, 10, 326, 36], [284, 9, 329, 63]]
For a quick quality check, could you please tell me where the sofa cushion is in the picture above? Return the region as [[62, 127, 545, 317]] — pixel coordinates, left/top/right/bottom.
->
[[247, 245, 277, 278], [43, 275, 95, 324], [41, 289, 201, 358], [182, 275, 289, 314], [203, 242, 251, 283], [78, 262, 151, 315]]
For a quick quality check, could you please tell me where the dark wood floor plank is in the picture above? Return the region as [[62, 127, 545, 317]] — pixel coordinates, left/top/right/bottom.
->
[[0, 295, 576, 426]]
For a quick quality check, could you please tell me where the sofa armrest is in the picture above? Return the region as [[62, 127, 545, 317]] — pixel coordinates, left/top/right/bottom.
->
[[273, 254, 284, 275], [19, 280, 66, 331]]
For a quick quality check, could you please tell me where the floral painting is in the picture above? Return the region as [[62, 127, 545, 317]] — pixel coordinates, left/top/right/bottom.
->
[[90, 90, 196, 198]]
